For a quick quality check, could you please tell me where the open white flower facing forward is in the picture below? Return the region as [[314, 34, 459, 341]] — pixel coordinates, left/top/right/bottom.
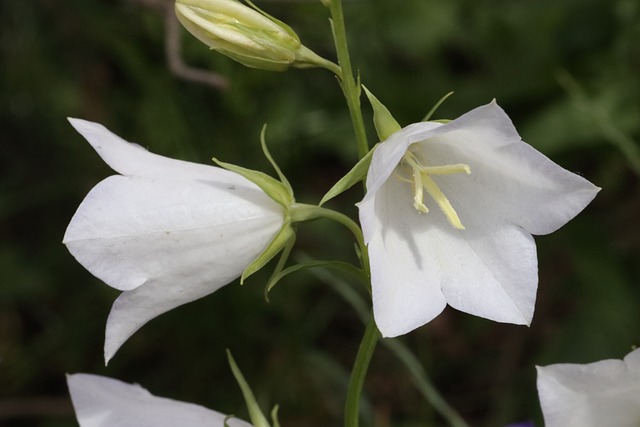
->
[[64, 119, 284, 363], [536, 348, 640, 427], [67, 373, 252, 427], [358, 101, 600, 337]]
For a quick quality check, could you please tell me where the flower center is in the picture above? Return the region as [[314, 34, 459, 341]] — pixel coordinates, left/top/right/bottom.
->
[[399, 151, 470, 230]]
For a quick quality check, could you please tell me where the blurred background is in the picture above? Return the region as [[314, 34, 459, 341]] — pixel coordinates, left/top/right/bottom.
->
[[1, 0, 639, 425]]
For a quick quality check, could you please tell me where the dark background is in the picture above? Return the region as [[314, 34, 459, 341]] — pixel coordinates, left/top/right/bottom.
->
[[1, 0, 639, 426]]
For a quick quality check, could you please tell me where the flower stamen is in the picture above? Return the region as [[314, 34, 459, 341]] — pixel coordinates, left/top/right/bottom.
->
[[401, 151, 470, 229]]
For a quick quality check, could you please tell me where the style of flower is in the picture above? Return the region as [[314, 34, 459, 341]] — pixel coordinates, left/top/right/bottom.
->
[[536, 348, 640, 427], [63, 119, 284, 363], [358, 101, 600, 337], [67, 373, 252, 427]]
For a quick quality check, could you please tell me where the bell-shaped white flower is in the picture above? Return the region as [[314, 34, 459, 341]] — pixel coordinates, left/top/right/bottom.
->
[[64, 119, 284, 362], [536, 348, 640, 427], [358, 101, 599, 337], [67, 373, 252, 427]]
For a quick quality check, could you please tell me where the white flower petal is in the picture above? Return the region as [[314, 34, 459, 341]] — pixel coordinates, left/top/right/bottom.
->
[[67, 118, 246, 184], [64, 175, 282, 292], [64, 175, 282, 363], [366, 176, 536, 337], [436, 221, 537, 326], [67, 373, 252, 427], [367, 177, 447, 337], [418, 102, 600, 235], [536, 348, 640, 427]]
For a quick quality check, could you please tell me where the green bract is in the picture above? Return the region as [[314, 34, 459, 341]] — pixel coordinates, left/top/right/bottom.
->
[[175, 0, 329, 71]]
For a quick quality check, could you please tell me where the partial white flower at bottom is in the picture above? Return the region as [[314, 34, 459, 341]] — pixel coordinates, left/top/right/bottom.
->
[[64, 119, 284, 363], [67, 373, 252, 427], [536, 348, 640, 427], [358, 101, 600, 337]]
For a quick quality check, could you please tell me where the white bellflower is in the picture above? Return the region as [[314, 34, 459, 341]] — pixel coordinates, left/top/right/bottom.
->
[[64, 119, 284, 362], [358, 101, 599, 337]]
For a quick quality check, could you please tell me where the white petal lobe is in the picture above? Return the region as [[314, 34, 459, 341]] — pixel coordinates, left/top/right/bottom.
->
[[536, 349, 640, 427], [67, 373, 252, 427]]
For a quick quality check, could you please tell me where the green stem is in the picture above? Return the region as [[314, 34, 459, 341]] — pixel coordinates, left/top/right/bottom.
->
[[326, 0, 369, 160], [344, 315, 380, 427]]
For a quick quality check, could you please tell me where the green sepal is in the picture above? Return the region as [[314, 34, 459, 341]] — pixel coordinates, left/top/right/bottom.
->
[[319, 143, 378, 206], [270, 405, 281, 427], [259, 125, 294, 198], [422, 91, 454, 121], [212, 124, 293, 208], [266, 260, 367, 294], [362, 86, 401, 141], [227, 350, 271, 427], [243, 0, 300, 43], [211, 158, 292, 208], [241, 222, 295, 284], [263, 233, 296, 301]]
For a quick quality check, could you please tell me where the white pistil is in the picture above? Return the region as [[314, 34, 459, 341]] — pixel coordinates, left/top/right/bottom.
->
[[401, 151, 470, 229]]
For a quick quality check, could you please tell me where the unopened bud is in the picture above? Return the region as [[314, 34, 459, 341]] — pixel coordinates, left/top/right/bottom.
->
[[175, 0, 330, 71]]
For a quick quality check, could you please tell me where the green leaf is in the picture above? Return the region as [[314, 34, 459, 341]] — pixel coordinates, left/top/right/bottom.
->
[[227, 350, 271, 427], [319, 143, 378, 206], [422, 91, 454, 121], [362, 86, 401, 141]]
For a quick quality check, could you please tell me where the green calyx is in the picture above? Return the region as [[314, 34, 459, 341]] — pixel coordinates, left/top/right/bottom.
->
[[213, 126, 296, 283], [362, 85, 401, 141]]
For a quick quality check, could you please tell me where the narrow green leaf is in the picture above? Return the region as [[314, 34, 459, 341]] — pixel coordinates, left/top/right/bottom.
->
[[226, 350, 271, 427], [319, 143, 378, 206], [362, 86, 401, 141], [422, 91, 454, 121]]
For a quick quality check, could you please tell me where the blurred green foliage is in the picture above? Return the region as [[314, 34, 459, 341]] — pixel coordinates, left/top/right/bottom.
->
[[1, 0, 639, 426]]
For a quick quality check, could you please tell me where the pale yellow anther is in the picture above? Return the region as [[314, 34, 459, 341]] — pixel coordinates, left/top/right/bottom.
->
[[400, 151, 470, 229]]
